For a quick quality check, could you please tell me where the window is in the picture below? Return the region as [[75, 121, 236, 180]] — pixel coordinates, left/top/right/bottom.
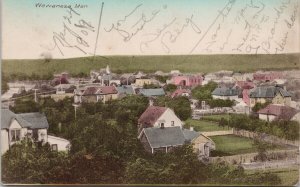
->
[[171, 121, 175, 126], [51, 144, 58, 151], [11, 129, 21, 142]]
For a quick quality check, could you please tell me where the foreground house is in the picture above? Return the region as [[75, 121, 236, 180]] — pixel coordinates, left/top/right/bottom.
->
[[1, 109, 70, 154], [257, 104, 298, 122], [138, 106, 182, 133], [138, 126, 215, 157], [74, 86, 118, 103], [249, 85, 292, 107]]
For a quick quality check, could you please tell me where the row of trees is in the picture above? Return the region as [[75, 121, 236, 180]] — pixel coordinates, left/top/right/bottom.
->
[[218, 114, 299, 141]]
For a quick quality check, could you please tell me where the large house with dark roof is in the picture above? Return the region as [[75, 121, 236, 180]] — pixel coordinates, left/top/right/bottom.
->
[[138, 106, 182, 133], [1, 109, 70, 154], [249, 85, 292, 107], [212, 86, 240, 100], [74, 86, 118, 103], [257, 104, 298, 122], [138, 126, 215, 157]]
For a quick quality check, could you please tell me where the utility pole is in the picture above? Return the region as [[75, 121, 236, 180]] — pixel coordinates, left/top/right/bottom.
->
[[72, 103, 80, 120], [33, 89, 38, 103]]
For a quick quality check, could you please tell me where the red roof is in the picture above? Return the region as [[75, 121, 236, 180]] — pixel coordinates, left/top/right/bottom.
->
[[171, 89, 190, 98], [82, 86, 117, 95], [138, 106, 167, 127], [257, 104, 297, 120], [236, 81, 255, 89]]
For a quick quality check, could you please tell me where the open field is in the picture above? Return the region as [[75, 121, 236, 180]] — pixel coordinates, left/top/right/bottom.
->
[[210, 135, 284, 156], [2, 53, 300, 77], [245, 167, 299, 186], [201, 114, 230, 122], [185, 119, 230, 132]]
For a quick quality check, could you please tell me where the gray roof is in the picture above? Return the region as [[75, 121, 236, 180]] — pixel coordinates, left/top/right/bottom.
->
[[1, 109, 49, 129], [139, 88, 165, 97], [212, 87, 239, 96], [182, 129, 200, 141], [143, 127, 186, 148], [116, 85, 135, 95], [250, 86, 291, 98]]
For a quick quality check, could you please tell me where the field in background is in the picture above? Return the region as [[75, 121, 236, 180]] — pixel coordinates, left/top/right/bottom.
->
[[185, 119, 230, 132], [2, 53, 299, 77]]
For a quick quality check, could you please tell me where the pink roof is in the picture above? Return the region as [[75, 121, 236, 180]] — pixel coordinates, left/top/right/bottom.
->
[[82, 86, 117, 95], [171, 89, 190, 98], [257, 104, 297, 120], [236, 81, 255, 89], [138, 106, 167, 127]]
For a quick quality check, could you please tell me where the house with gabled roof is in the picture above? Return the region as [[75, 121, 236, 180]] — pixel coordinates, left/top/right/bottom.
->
[[257, 104, 298, 122], [212, 86, 240, 100], [74, 86, 118, 104], [137, 88, 165, 97], [1, 109, 70, 154], [249, 85, 292, 107], [138, 106, 182, 133], [138, 126, 215, 157]]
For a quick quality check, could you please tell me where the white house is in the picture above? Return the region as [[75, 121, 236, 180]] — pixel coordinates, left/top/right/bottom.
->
[[137, 106, 183, 134], [1, 109, 70, 154], [257, 104, 298, 122]]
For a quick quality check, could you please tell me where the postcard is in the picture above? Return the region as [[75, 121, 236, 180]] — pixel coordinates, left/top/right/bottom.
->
[[1, 0, 300, 186]]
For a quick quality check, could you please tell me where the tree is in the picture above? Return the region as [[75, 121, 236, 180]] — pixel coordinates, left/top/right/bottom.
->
[[252, 101, 271, 112], [192, 82, 217, 101], [154, 96, 191, 120], [2, 138, 68, 184], [164, 84, 177, 93]]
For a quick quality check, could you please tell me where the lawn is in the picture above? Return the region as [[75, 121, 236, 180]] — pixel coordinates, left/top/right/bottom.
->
[[185, 119, 230, 132], [210, 135, 256, 156], [245, 167, 299, 186], [2, 53, 299, 77], [201, 114, 231, 122], [210, 135, 284, 156]]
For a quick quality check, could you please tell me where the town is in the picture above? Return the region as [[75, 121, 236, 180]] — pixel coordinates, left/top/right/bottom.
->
[[1, 66, 299, 185]]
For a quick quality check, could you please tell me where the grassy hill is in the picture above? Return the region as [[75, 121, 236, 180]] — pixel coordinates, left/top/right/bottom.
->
[[2, 53, 300, 77]]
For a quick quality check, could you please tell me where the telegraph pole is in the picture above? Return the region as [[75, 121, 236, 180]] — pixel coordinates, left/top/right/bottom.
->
[[33, 89, 38, 103]]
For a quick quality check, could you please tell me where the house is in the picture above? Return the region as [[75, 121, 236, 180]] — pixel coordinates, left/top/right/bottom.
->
[[170, 88, 191, 98], [138, 106, 183, 133], [171, 74, 203, 87], [138, 126, 215, 157], [212, 86, 239, 100], [134, 78, 153, 87], [51, 84, 75, 101], [138, 88, 165, 97], [116, 85, 135, 97], [74, 86, 118, 103], [233, 99, 251, 114], [1, 109, 70, 154], [249, 85, 292, 107], [257, 104, 298, 122], [253, 71, 283, 82]]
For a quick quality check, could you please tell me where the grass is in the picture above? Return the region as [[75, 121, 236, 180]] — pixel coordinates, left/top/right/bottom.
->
[[2, 53, 300, 77], [201, 114, 231, 122], [210, 135, 284, 156], [245, 167, 299, 186], [185, 119, 230, 132]]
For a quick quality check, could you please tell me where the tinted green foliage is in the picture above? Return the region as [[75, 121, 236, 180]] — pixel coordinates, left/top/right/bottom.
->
[[192, 82, 217, 101], [164, 84, 177, 93], [252, 101, 272, 112], [154, 96, 192, 120]]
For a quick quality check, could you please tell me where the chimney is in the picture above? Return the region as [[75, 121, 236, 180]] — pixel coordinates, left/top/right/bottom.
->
[[149, 99, 153, 106]]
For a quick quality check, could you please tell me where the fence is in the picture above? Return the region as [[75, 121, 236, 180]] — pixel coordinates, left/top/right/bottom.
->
[[202, 129, 233, 137], [209, 149, 299, 165], [233, 129, 300, 147]]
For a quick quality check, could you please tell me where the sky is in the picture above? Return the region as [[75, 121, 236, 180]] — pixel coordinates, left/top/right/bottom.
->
[[2, 0, 300, 59]]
